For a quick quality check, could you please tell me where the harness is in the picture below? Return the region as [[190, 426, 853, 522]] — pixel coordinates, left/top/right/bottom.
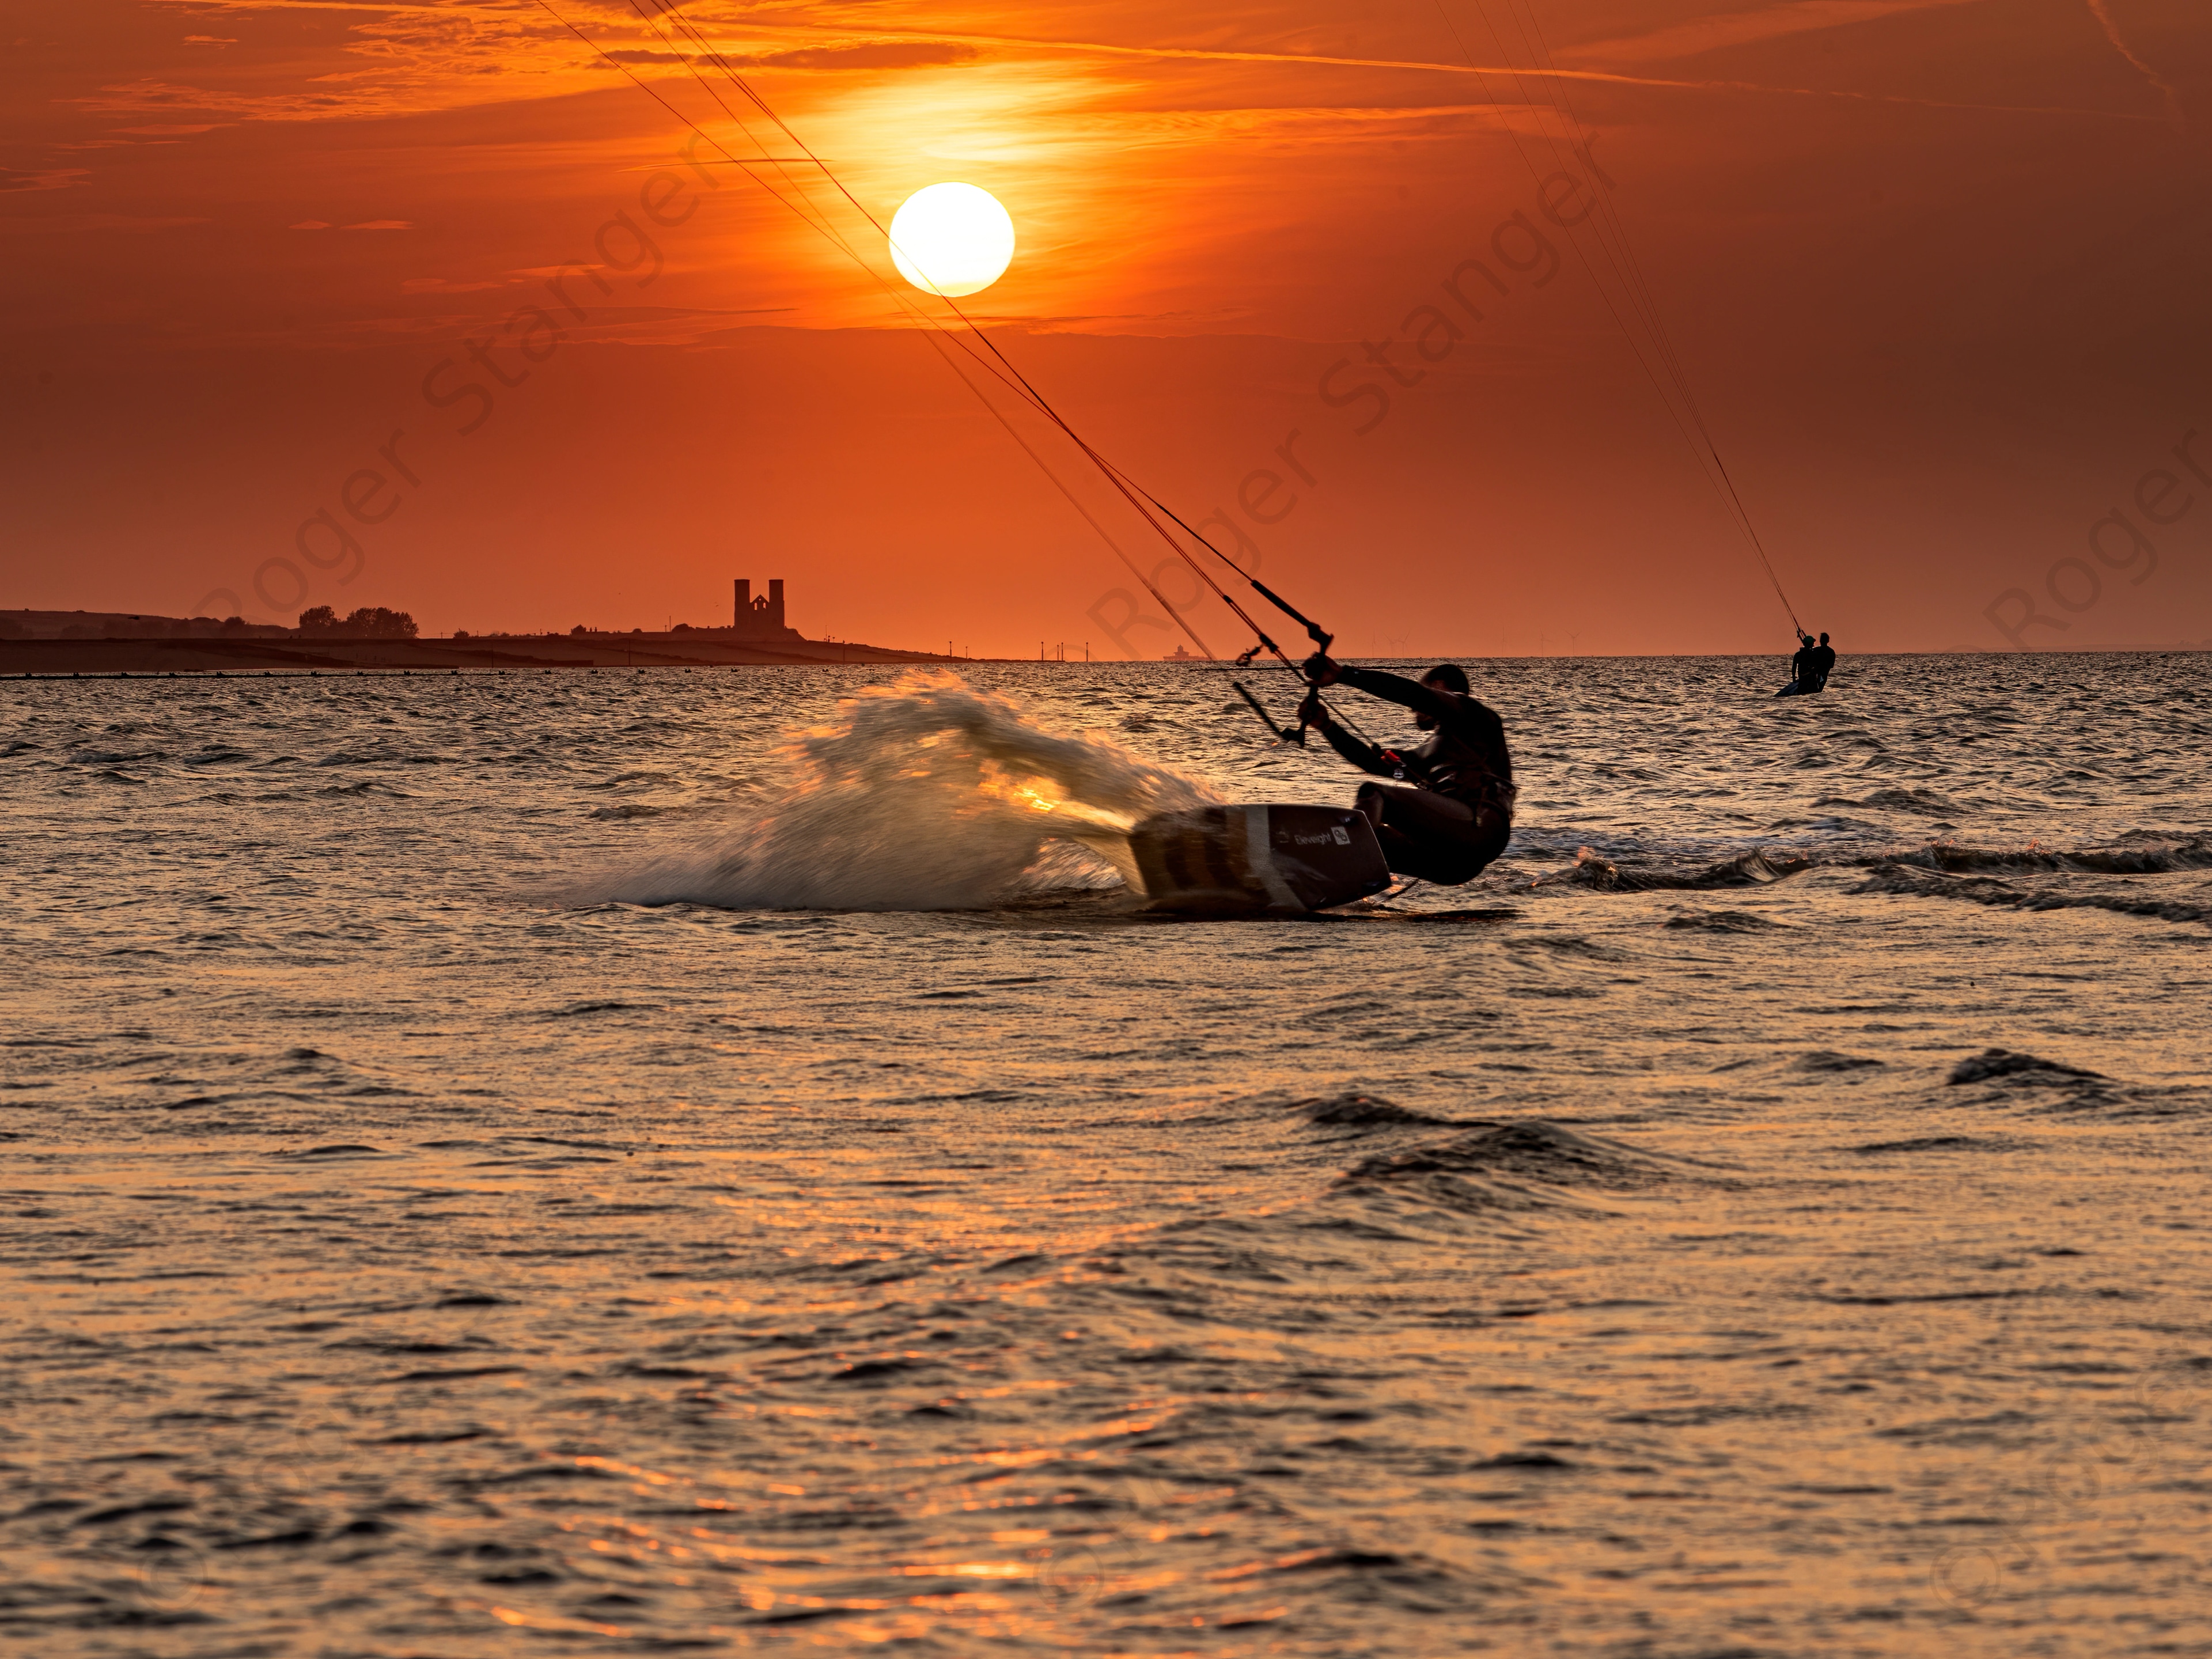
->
[[1377, 734, 1515, 820]]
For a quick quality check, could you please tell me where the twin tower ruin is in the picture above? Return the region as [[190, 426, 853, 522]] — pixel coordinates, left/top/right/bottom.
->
[[732, 579, 800, 642]]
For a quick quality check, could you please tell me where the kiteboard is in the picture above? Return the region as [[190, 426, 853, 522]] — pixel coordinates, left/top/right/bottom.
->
[[1773, 675, 1827, 698], [1129, 804, 1391, 915]]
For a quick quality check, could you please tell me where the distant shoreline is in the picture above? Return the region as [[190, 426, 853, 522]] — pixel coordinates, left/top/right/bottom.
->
[[2, 640, 2205, 677], [0, 631, 988, 677]]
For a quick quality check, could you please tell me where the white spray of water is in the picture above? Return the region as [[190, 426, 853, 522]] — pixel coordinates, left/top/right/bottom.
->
[[583, 672, 1218, 911]]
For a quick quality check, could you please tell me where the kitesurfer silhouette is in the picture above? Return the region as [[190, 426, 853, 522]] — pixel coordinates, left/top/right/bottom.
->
[[1297, 657, 1515, 884], [1778, 630, 1835, 696]]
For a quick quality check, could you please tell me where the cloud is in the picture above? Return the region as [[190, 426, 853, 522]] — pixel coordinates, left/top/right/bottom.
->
[[114, 122, 233, 135], [342, 219, 414, 230], [0, 167, 90, 192], [289, 219, 331, 229], [2083, 0, 2186, 131], [107, 3, 2153, 137], [1565, 0, 1987, 67], [0, 213, 210, 234], [69, 2, 574, 126], [697, 21, 2162, 126], [593, 40, 976, 74], [737, 42, 978, 73]]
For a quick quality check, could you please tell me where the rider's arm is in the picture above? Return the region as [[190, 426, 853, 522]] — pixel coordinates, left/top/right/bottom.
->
[[1312, 711, 1395, 778], [1333, 665, 1457, 723], [1301, 687, 1395, 775]]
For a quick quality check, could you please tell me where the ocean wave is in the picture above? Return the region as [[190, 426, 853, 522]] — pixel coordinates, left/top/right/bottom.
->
[[1881, 836, 2212, 876], [1948, 1048, 2105, 1086], [1498, 829, 2212, 914], [1854, 863, 2212, 926], [1343, 1121, 1685, 1191], [1664, 907, 1792, 932], [1327, 1120, 1696, 1217], [1939, 1047, 2210, 1116], [1289, 1092, 1457, 1132], [1537, 847, 1810, 893], [1811, 786, 1963, 815]]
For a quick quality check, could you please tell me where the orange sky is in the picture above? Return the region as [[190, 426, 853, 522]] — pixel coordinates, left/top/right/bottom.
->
[[4, 0, 2208, 656]]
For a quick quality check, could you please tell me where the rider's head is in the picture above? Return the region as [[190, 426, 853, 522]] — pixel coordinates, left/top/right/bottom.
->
[[1819, 632, 1830, 645], [1416, 664, 1468, 728]]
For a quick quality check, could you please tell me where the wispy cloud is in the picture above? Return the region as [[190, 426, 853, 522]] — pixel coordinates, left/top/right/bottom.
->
[[736, 41, 978, 73], [655, 16, 2169, 126], [2083, 0, 2185, 130], [1560, 0, 1988, 67], [0, 213, 211, 233], [0, 167, 92, 192], [134, 1, 2164, 128]]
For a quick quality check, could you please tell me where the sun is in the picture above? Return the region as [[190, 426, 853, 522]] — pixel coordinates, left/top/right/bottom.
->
[[888, 183, 1015, 298]]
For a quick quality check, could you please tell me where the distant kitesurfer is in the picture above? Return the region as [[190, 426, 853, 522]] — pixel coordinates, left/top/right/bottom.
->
[[1778, 630, 1835, 697], [1297, 657, 1514, 885]]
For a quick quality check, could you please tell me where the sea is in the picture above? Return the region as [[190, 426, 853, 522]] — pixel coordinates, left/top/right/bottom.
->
[[2, 653, 2208, 1657]]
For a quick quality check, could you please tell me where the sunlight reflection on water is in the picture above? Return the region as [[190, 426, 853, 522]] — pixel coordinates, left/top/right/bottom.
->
[[2, 655, 2209, 1653]]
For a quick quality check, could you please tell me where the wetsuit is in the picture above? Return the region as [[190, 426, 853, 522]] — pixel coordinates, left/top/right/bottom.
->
[[1808, 642, 1836, 686], [1309, 669, 1516, 884]]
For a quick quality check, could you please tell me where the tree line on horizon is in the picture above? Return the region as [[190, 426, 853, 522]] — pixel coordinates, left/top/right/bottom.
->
[[297, 605, 418, 638], [0, 605, 418, 639]]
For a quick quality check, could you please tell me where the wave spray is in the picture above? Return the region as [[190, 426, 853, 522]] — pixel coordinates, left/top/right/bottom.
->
[[590, 672, 1217, 911]]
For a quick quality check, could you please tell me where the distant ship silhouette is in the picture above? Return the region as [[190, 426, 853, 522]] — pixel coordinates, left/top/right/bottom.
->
[[1163, 645, 1202, 662]]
